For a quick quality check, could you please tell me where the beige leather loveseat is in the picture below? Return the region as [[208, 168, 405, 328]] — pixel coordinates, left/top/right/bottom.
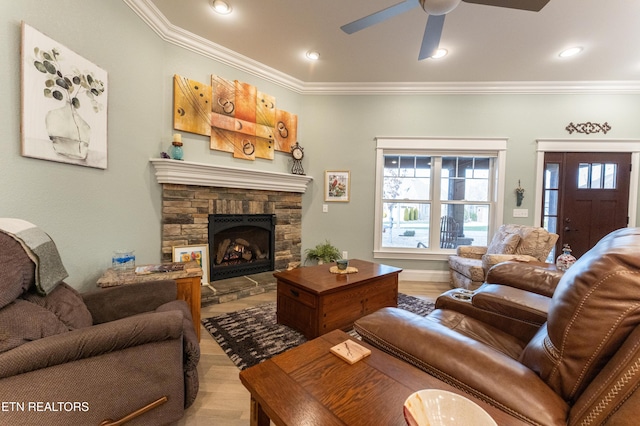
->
[[356, 227, 640, 425]]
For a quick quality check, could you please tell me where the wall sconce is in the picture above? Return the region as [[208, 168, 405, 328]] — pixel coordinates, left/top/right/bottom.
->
[[515, 180, 525, 207]]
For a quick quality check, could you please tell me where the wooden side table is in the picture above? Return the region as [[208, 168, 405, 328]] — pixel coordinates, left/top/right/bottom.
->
[[97, 262, 202, 341]]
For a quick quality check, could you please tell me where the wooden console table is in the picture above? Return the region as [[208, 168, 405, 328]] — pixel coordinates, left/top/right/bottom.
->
[[97, 262, 202, 341]]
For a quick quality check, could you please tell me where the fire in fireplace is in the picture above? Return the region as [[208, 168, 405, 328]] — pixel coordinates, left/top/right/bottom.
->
[[208, 214, 276, 281]]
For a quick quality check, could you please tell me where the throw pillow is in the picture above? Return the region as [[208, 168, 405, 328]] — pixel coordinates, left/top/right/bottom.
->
[[514, 227, 556, 261], [0, 299, 69, 353], [486, 231, 521, 255], [22, 283, 93, 329]]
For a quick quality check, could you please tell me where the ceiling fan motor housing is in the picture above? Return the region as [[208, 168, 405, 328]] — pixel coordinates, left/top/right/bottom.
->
[[420, 0, 463, 15]]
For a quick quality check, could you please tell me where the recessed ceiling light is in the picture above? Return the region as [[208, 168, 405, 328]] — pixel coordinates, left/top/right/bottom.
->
[[210, 0, 232, 15], [559, 46, 583, 58], [306, 51, 320, 61], [431, 48, 448, 59]]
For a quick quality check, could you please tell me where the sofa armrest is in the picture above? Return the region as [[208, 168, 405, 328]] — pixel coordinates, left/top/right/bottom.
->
[[472, 284, 551, 326], [0, 309, 183, 378], [83, 279, 177, 323], [0, 331, 185, 425], [435, 287, 546, 341], [354, 308, 569, 426], [484, 261, 563, 297], [455, 245, 487, 259]]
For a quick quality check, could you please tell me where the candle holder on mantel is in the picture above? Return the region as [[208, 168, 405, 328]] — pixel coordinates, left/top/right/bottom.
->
[[170, 133, 184, 160]]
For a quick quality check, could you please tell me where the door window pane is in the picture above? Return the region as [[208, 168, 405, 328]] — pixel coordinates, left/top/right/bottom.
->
[[577, 163, 618, 189], [544, 190, 558, 216], [604, 164, 617, 189], [578, 163, 590, 188], [545, 163, 559, 189]]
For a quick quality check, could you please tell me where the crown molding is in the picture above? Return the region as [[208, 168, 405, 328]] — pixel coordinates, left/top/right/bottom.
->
[[301, 80, 640, 95], [124, 0, 640, 96], [123, 0, 306, 94]]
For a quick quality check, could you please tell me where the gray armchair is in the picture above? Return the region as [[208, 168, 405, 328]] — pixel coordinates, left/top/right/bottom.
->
[[0, 230, 199, 425]]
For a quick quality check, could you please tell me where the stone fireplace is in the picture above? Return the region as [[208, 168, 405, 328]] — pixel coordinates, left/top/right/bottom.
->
[[151, 159, 313, 284]]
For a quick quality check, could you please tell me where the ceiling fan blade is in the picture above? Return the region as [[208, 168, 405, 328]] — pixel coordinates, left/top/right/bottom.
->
[[418, 14, 445, 60], [341, 0, 421, 34], [462, 0, 550, 12]]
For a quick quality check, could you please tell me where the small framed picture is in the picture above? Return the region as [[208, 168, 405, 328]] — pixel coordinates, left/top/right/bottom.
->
[[172, 245, 209, 285], [325, 170, 351, 202]]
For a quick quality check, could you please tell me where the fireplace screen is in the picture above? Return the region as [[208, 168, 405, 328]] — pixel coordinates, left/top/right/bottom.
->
[[208, 214, 276, 281]]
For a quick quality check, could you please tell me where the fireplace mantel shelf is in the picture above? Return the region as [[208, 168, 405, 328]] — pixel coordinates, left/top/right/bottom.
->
[[150, 158, 313, 193]]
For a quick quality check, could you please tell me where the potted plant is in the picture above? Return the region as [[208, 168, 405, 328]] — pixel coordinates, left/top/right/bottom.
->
[[304, 240, 342, 265]]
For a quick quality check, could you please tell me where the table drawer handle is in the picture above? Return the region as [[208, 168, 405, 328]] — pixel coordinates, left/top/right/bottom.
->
[[290, 289, 299, 297]]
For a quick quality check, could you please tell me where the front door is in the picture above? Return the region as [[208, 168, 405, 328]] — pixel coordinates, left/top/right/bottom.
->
[[543, 152, 631, 258]]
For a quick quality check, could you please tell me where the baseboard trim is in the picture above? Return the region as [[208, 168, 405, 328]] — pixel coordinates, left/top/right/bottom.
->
[[400, 269, 449, 283]]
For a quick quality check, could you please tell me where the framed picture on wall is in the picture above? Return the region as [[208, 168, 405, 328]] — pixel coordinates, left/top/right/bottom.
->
[[325, 170, 350, 202], [172, 245, 209, 285], [20, 22, 108, 169]]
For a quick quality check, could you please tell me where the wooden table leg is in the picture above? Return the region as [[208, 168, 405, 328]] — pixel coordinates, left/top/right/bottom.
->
[[249, 396, 271, 426]]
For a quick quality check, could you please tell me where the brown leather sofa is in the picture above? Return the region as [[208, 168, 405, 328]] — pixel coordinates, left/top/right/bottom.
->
[[355, 227, 640, 425], [0, 231, 199, 425]]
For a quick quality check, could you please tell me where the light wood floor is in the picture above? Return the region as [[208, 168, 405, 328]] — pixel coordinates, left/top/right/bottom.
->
[[174, 280, 450, 425]]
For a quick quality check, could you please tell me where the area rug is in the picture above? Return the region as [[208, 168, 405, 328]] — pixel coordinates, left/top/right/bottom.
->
[[201, 293, 435, 370]]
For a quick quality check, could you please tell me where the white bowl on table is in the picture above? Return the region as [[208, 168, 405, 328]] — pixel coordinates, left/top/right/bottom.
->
[[403, 389, 497, 426]]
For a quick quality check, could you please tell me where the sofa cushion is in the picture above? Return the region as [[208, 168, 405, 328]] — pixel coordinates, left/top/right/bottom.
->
[[0, 233, 35, 309], [22, 282, 93, 329], [0, 299, 69, 353], [486, 230, 521, 255]]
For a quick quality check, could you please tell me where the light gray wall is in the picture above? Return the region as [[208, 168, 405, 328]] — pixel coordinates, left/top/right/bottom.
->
[[299, 94, 640, 273], [2, 1, 639, 290], [1, 0, 302, 291]]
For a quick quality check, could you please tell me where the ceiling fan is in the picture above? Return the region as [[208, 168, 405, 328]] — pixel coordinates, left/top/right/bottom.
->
[[341, 0, 551, 60]]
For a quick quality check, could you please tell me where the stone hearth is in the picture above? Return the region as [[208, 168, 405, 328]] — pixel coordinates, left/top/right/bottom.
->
[[151, 159, 312, 302]]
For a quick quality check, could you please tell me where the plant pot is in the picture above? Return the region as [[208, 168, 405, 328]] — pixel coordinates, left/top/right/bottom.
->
[[45, 104, 91, 160]]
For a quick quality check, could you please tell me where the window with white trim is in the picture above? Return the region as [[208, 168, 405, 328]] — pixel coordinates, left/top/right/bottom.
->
[[374, 138, 507, 260]]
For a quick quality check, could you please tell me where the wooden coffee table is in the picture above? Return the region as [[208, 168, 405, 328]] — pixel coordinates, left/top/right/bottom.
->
[[239, 329, 528, 426], [274, 260, 402, 339]]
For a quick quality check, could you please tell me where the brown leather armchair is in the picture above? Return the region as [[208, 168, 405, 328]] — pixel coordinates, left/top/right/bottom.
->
[[0, 231, 199, 425], [356, 227, 640, 425]]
